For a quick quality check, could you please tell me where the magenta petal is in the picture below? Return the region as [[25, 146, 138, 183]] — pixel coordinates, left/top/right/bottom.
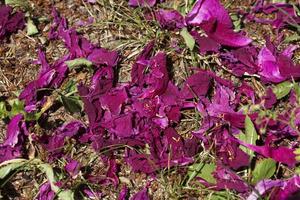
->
[[248, 176, 300, 200], [213, 165, 249, 193], [186, 0, 232, 26], [118, 186, 129, 200], [0, 145, 22, 163], [130, 187, 150, 200], [239, 141, 297, 167], [65, 159, 81, 178], [190, 31, 220, 54], [181, 71, 212, 99], [36, 182, 55, 200], [112, 114, 134, 138], [87, 48, 119, 67], [258, 47, 284, 83], [247, 179, 284, 200], [0, 5, 25, 40], [128, 0, 156, 7], [4, 114, 25, 147], [155, 9, 185, 30], [200, 19, 252, 47]]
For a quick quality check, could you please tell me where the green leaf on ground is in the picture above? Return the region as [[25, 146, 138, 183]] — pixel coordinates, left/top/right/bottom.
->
[[283, 34, 300, 43], [180, 28, 195, 51], [5, 0, 29, 9], [65, 58, 93, 69], [39, 162, 74, 200], [187, 163, 216, 184], [252, 158, 276, 184], [272, 81, 294, 99], [8, 99, 25, 117], [27, 18, 39, 36], [0, 159, 27, 180], [0, 102, 8, 119], [60, 95, 82, 113], [238, 116, 258, 158]]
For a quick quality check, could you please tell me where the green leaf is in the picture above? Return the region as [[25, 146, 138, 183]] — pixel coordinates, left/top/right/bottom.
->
[[0, 102, 8, 119], [8, 99, 25, 117], [39, 163, 59, 192], [231, 14, 242, 31], [180, 28, 195, 51], [252, 158, 276, 184], [0, 159, 27, 180], [60, 95, 82, 113], [64, 80, 77, 95], [39, 163, 74, 200], [65, 58, 93, 69], [188, 163, 216, 184], [294, 83, 300, 101], [272, 0, 287, 3], [292, 3, 300, 16], [27, 18, 39, 36], [5, 0, 29, 9], [242, 116, 258, 158], [272, 81, 294, 99], [58, 190, 75, 200], [283, 34, 300, 43]]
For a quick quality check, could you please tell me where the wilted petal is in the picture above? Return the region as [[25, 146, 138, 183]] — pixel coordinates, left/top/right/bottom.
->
[[0, 5, 25, 40], [130, 187, 150, 200], [155, 9, 185, 30], [181, 71, 212, 99], [4, 114, 26, 147], [65, 158, 81, 178], [186, 0, 232, 26], [36, 182, 55, 200], [200, 19, 252, 47], [128, 0, 156, 7]]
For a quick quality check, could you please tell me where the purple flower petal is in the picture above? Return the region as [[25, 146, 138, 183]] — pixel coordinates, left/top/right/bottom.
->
[[181, 71, 212, 99], [128, 0, 156, 7], [36, 182, 55, 200], [0, 5, 25, 40], [200, 19, 252, 47], [186, 0, 232, 26], [4, 114, 26, 147], [118, 186, 129, 200], [130, 187, 150, 200], [155, 9, 185, 30], [65, 158, 81, 178], [190, 31, 220, 54]]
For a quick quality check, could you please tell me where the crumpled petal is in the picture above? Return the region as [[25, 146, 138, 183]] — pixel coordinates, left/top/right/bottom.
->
[[36, 182, 55, 200], [0, 5, 25, 40], [155, 9, 185, 30], [65, 158, 81, 178], [128, 0, 156, 7], [186, 0, 251, 47], [190, 30, 220, 54], [181, 71, 212, 99], [130, 187, 150, 200], [247, 176, 300, 200], [238, 140, 297, 167], [186, 0, 232, 26], [200, 19, 252, 47]]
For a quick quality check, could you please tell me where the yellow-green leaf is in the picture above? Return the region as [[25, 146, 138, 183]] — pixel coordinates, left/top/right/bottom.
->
[[243, 116, 258, 158], [65, 58, 93, 69], [272, 81, 293, 100], [252, 158, 276, 184], [180, 28, 195, 51], [27, 18, 39, 36], [0, 159, 27, 180], [188, 163, 216, 184]]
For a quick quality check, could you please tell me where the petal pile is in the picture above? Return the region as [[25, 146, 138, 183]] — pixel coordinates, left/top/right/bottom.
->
[[1, 0, 300, 199]]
